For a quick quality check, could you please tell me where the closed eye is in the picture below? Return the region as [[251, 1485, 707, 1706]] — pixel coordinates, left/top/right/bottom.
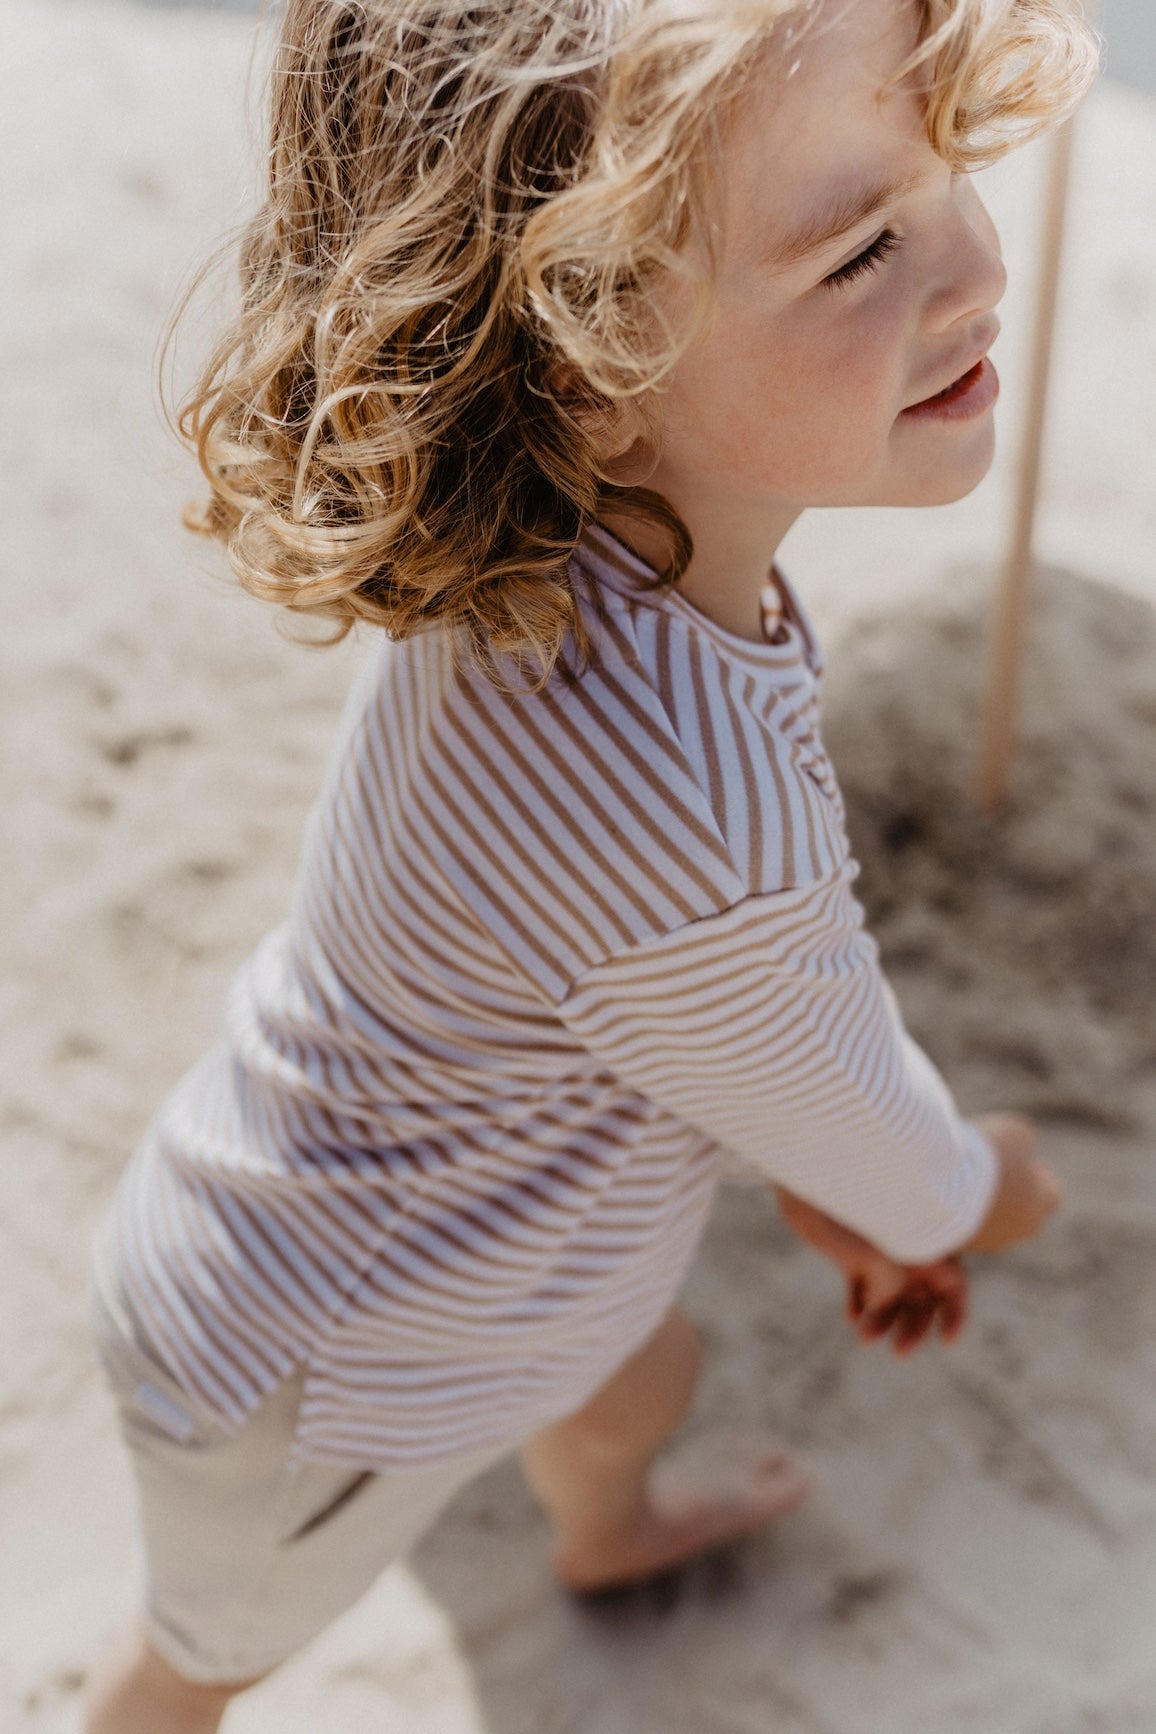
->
[[824, 228, 901, 289]]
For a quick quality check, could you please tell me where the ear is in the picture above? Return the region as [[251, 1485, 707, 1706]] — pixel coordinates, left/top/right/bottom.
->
[[547, 362, 649, 470]]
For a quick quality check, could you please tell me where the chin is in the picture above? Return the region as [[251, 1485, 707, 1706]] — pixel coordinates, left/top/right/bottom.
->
[[916, 467, 994, 507], [886, 420, 998, 507]]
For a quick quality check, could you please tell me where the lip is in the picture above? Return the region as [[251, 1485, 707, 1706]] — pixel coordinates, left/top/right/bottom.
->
[[901, 336, 1001, 422]]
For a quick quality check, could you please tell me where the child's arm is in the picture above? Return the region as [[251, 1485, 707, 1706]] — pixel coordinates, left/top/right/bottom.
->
[[560, 867, 1004, 1268], [773, 1112, 1063, 1354]]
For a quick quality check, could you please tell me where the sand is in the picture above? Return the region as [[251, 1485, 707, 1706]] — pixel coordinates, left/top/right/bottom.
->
[[824, 564, 1156, 1128], [3, 1, 1156, 1729]]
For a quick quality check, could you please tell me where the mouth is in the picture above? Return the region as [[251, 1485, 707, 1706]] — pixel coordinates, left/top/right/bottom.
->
[[900, 357, 1000, 422]]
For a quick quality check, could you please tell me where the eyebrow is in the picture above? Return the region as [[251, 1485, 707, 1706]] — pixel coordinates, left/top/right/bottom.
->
[[764, 170, 923, 269]]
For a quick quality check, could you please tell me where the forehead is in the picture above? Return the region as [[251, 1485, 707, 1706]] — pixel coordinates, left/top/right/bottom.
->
[[719, 0, 926, 266]]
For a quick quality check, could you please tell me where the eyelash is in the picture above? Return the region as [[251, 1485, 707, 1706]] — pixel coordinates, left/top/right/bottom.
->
[[825, 229, 901, 289]]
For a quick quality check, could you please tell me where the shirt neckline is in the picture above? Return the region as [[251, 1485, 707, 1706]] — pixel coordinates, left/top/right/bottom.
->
[[572, 520, 823, 678]]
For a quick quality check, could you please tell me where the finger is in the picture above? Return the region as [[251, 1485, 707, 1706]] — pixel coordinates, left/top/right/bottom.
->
[[891, 1293, 938, 1356], [888, 1285, 934, 1352], [918, 1259, 968, 1343], [859, 1297, 903, 1342], [848, 1275, 867, 1321]]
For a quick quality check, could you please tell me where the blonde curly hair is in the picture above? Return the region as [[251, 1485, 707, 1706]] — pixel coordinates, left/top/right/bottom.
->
[[178, 0, 1096, 686]]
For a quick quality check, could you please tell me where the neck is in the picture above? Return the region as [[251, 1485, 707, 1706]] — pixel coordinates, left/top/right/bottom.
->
[[600, 479, 802, 643]]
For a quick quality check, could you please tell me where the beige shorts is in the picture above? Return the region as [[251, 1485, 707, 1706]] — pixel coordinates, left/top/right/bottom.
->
[[89, 1249, 507, 1683]]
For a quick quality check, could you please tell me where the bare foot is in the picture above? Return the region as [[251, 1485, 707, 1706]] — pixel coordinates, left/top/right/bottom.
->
[[552, 1432, 813, 1594]]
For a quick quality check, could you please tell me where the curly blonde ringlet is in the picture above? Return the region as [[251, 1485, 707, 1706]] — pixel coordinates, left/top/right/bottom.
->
[[176, 0, 1097, 689]]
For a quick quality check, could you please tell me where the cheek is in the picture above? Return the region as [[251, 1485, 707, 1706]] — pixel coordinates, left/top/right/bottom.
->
[[708, 310, 907, 489]]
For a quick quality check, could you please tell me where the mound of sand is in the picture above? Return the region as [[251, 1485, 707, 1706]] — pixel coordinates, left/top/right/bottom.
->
[[823, 565, 1156, 1126]]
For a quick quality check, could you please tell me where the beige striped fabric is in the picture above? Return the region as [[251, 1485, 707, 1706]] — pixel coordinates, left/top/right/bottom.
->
[[104, 523, 996, 1466]]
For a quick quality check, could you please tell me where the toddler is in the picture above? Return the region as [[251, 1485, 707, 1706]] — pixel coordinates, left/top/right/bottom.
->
[[85, 0, 1094, 1727]]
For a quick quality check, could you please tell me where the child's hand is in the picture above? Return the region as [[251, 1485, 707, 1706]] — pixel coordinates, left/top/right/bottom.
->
[[962, 1113, 1064, 1254], [845, 1254, 968, 1356], [773, 1186, 968, 1357]]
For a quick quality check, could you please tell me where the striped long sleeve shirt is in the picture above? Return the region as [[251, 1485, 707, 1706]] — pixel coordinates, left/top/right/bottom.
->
[[105, 523, 997, 1466]]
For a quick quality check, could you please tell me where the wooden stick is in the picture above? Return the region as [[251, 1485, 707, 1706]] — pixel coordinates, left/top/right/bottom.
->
[[974, 116, 1077, 815]]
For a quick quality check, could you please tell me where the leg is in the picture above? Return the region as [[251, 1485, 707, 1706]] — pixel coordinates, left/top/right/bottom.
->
[[521, 1308, 811, 1592], [83, 1624, 264, 1734]]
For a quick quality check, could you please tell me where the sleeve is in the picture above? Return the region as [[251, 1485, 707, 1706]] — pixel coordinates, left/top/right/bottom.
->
[[555, 859, 998, 1265]]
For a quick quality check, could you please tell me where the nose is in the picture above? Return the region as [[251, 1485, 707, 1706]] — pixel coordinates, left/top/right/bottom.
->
[[924, 178, 1008, 333]]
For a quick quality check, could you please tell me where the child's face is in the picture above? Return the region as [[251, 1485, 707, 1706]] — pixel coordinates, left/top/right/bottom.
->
[[636, 0, 1007, 538]]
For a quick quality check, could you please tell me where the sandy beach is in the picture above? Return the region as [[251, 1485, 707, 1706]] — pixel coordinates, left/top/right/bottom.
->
[[3, 2, 1156, 1729]]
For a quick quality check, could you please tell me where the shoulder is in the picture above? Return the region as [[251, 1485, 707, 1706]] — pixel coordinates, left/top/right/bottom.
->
[[327, 547, 849, 1001], [418, 603, 747, 995], [569, 533, 850, 900]]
